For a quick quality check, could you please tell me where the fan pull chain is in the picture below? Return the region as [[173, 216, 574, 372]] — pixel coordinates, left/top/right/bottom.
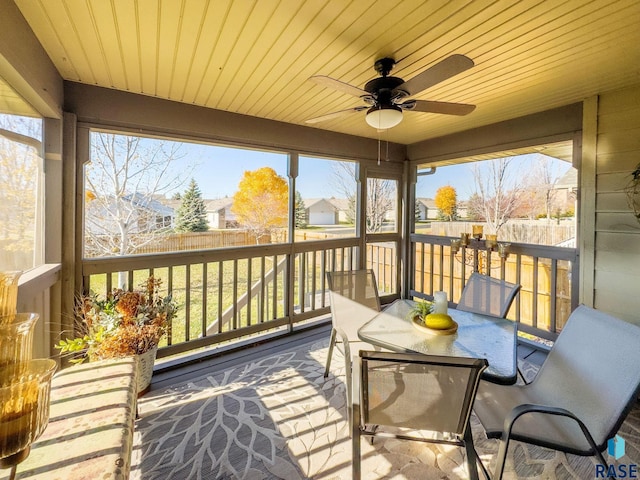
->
[[376, 129, 390, 165]]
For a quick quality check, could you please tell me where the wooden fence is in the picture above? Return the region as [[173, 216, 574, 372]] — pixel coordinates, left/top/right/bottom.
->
[[428, 221, 575, 246], [83, 230, 264, 257]]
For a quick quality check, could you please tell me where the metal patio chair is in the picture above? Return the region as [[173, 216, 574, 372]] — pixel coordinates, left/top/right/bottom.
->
[[325, 269, 382, 425], [352, 351, 489, 480], [457, 273, 521, 319], [457, 272, 524, 382], [473, 305, 640, 479]]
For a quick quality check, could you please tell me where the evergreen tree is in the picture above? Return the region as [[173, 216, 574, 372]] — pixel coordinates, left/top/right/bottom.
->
[[294, 191, 307, 228], [174, 179, 209, 232]]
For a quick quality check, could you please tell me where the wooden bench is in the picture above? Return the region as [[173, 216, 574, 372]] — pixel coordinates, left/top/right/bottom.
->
[[1, 358, 138, 480]]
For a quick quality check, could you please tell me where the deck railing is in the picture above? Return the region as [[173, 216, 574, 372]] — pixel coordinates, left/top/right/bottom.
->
[[410, 233, 578, 339], [81, 238, 362, 359], [80, 232, 570, 360]]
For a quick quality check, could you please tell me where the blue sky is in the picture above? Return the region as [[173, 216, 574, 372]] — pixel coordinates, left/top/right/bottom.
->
[[416, 164, 478, 200], [144, 138, 571, 202], [167, 144, 352, 200]]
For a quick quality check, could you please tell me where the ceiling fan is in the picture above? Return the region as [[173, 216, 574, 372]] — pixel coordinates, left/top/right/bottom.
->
[[305, 54, 476, 130]]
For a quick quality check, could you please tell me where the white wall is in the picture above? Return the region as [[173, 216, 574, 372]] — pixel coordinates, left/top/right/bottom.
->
[[590, 84, 640, 324]]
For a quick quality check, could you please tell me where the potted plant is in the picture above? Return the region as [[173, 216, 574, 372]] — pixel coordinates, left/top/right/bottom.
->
[[408, 299, 433, 322], [56, 275, 177, 394]]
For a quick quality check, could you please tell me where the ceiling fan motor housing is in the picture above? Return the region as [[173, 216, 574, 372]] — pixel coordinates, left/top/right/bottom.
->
[[364, 77, 405, 104]]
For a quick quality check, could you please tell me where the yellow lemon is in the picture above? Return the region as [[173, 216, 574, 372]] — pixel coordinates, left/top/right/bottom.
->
[[424, 313, 455, 330]]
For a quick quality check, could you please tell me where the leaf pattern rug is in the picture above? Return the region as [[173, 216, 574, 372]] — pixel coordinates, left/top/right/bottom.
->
[[130, 339, 640, 479]]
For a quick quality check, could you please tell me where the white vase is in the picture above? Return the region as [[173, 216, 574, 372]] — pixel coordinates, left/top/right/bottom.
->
[[136, 346, 158, 396]]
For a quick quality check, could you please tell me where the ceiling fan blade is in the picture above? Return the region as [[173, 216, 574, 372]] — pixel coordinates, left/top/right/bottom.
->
[[309, 75, 369, 98], [305, 106, 368, 124], [407, 100, 476, 116], [397, 54, 474, 96]]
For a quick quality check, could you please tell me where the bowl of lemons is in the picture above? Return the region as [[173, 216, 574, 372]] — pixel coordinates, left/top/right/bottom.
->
[[408, 300, 458, 335]]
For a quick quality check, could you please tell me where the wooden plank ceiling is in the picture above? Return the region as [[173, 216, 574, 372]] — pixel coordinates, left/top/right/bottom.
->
[[0, 77, 38, 117], [13, 0, 640, 145]]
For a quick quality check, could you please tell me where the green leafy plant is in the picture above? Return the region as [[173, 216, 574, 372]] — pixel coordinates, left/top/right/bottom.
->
[[56, 276, 177, 364], [407, 300, 433, 320]]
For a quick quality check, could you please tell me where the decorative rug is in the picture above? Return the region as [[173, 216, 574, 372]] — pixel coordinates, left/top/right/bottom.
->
[[131, 339, 640, 479]]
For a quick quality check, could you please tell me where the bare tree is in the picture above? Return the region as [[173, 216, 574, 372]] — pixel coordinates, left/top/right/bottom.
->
[[84, 133, 188, 258], [514, 154, 568, 222], [515, 183, 540, 220], [0, 115, 42, 270], [330, 161, 358, 224], [470, 157, 524, 234], [330, 162, 395, 233], [533, 154, 561, 222]]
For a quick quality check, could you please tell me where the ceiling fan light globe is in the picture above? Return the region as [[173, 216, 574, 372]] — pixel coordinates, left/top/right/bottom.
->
[[365, 106, 403, 129]]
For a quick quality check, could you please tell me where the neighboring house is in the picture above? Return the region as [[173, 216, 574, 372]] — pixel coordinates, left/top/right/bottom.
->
[[416, 197, 469, 220], [164, 197, 236, 230], [457, 201, 469, 219], [86, 193, 175, 235], [303, 198, 339, 225], [326, 197, 351, 223], [205, 198, 236, 229], [416, 198, 438, 220], [124, 193, 175, 230], [552, 167, 578, 213]]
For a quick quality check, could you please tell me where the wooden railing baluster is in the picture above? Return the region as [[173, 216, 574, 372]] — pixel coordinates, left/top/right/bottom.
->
[[246, 258, 252, 326], [550, 258, 558, 333], [202, 263, 208, 336], [185, 264, 191, 340], [217, 262, 223, 333]]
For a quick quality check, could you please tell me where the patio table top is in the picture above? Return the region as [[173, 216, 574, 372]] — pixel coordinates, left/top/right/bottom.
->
[[358, 299, 518, 385]]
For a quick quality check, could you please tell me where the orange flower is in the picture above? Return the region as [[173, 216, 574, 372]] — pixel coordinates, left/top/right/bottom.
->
[[115, 291, 145, 319]]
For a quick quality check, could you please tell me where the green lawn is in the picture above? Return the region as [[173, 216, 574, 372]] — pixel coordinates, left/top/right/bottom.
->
[[86, 253, 330, 348]]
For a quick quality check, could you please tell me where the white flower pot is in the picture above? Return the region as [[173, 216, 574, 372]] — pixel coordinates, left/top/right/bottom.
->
[[136, 346, 158, 396]]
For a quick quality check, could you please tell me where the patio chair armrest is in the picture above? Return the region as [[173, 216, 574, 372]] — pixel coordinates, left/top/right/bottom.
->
[[502, 403, 600, 453], [492, 403, 604, 480], [334, 326, 350, 345], [333, 327, 354, 359]]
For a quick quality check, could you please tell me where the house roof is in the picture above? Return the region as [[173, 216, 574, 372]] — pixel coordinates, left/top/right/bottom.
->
[[205, 198, 234, 212], [123, 193, 174, 216], [555, 168, 578, 189], [326, 198, 350, 211], [416, 198, 436, 208], [12, 0, 640, 146], [416, 197, 469, 209], [303, 198, 338, 211]]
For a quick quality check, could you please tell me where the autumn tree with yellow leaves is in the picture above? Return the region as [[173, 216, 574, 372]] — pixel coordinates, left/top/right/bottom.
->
[[232, 167, 288, 243], [434, 185, 458, 221]]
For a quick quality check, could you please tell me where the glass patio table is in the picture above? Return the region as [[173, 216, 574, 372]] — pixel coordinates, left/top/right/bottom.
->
[[358, 299, 518, 385]]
